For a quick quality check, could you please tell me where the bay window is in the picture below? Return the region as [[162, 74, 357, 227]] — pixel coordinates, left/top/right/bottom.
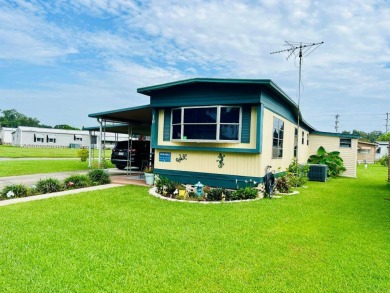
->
[[171, 106, 241, 142]]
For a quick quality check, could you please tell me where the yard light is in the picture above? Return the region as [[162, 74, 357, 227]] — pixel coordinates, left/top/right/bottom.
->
[[194, 181, 204, 196]]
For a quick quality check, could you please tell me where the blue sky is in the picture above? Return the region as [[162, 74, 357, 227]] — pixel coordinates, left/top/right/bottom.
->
[[0, 0, 389, 132]]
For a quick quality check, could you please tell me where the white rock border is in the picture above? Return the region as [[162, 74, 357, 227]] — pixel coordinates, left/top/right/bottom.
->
[[274, 190, 300, 196], [148, 187, 264, 204]]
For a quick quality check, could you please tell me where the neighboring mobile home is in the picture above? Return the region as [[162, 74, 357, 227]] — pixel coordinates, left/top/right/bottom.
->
[[89, 78, 359, 188], [357, 141, 377, 164], [0, 127, 16, 145], [375, 141, 389, 161], [11, 126, 129, 148]]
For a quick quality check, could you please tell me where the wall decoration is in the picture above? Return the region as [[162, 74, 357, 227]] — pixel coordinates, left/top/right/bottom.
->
[[176, 154, 187, 163], [217, 153, 225, 168]]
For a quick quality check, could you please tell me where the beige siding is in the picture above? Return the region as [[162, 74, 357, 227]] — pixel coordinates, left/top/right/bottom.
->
[[309, 135, 357, 177], [155, 150, 262, 177], [259, 109, 310, 175]]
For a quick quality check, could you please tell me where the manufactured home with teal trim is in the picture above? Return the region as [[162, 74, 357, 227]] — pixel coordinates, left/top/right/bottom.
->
[[89, 78, 359, 188]]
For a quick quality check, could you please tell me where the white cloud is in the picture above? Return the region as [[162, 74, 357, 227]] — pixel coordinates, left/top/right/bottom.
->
[[0, 0, 389, 132]]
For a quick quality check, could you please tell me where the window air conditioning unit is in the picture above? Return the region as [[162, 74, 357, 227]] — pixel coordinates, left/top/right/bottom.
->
[[308, 164, 328, 182]]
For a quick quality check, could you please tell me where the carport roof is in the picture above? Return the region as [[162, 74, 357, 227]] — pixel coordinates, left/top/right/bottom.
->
[[86, 104, 152, 135], [88, 104, 152, 124]]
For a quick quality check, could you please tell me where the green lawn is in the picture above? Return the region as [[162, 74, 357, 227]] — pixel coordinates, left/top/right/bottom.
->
[[0, 165, 389, 292], [0, 145, 112, 158], [0, 159, 114, 177]]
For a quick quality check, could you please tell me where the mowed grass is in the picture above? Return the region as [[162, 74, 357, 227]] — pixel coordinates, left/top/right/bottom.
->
[[0, 160, 91, 177], [0, 165, 389, 292], [0, 145, 112, 158]]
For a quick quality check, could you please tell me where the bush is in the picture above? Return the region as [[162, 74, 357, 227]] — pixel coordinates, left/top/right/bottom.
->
[[155, 176, 177, 197], [1, 184, 29, 199], [231, 187, 258, 200], [88, 169, 111, 185], [377, 154, 389, 166], [287, 159, 309, 187], [275, 175, 292, 193], [36, 178, 63, 194], [77, 149, 89, 162], [206, 188, 232, 201], [64, 174, 91, 189]]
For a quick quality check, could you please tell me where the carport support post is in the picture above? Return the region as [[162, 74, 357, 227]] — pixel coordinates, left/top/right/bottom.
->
[[88, 130, 92, 168], [98, 119, 103, 167]]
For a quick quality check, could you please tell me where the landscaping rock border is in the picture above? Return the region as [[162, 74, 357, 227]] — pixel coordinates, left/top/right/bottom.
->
[[148, 187, 264, 204]]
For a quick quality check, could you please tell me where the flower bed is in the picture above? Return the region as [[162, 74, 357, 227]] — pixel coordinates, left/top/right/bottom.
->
[[0, 169, 110, 201], [153, 176, 266, 202]]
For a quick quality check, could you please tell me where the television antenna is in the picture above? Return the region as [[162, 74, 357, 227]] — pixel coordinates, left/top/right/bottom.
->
[[270, 41, 324, 163]]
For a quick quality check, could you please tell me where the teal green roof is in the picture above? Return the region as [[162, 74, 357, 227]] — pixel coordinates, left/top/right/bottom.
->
[[312, 131, 360, 139], [137, 78, 316, 131]]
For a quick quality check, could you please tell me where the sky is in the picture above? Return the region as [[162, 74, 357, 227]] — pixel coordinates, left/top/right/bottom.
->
[[0, 0, 389, 133]]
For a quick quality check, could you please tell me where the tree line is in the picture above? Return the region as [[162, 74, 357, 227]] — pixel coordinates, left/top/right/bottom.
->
[[0, 109, 80, 130], [342, 130, 390, 142]]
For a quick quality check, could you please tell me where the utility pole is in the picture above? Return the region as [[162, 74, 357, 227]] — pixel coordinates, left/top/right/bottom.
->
[[386, 113, 389, 133], [270, 41, 324, 164], [335, 114, 340, 133]]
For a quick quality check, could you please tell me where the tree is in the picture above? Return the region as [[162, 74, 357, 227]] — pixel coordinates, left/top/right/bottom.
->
[[0, 109, 40, 128], [377, 132, 390, 142], [54, 124, 80, 130]]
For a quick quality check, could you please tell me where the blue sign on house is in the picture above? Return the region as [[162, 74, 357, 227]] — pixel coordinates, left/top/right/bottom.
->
[[159, 152, 171, 162]]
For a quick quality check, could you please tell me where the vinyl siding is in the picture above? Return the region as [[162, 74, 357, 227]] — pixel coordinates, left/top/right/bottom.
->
[[259, 108, 309, 175]]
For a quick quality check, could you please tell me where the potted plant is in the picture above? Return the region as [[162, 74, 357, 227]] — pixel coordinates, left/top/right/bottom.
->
[[144, 166, 155, 185]]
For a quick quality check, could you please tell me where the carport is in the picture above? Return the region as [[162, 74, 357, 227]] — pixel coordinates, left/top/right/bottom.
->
[[85, 105, 153, 173]]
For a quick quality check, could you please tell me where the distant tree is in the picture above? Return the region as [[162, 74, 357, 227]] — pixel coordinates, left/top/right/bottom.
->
[[0, 109, 40, 128], [54, 124, 80, 130], [38, 124, 53, 129], [377, 132, 390, 141], [342, 129, 384, 143]]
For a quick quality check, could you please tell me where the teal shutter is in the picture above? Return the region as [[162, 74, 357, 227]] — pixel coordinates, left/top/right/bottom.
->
[[241, 105, 251, 143], [163, 109, 171, 141]]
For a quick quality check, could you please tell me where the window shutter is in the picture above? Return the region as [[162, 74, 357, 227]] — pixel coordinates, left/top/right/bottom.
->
[[163, 109, 171, 141], [241, 105, 251, 143]]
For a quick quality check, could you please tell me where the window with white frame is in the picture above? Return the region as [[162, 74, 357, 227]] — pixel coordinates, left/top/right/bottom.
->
[[47, 135, 56, 143], [74, 135, 83, 141], [171, 106, 241, 142], [272, 117, 284, 158], [293, 127, 298, 157], [34, 134, 44, 143]]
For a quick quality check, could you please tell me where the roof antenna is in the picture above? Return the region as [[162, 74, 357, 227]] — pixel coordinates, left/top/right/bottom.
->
[[270, 41, 324, 164]]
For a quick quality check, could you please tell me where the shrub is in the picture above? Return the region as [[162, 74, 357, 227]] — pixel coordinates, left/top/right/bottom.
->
[[308, 146, 346, 177], [377, 154, 389, 166], [88, 169, 111, 185], [36, 178, 63, 194], [287, 159, 309, 187], [1, 184, 29, 199], [64, 174, 91, 189], [204, 188, 233, 201], [155, 176, 177, 197], [231, 187, 258, 200], [275, 175, 292, 194], [77, 149, 89, 162]]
